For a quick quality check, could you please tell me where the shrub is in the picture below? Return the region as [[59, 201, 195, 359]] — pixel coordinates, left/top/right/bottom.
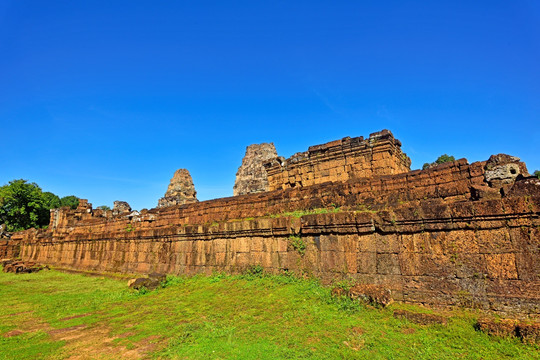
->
[[422, 154, 456, 170], [244, 264, 265, 278], [289, 235, 306, 255]]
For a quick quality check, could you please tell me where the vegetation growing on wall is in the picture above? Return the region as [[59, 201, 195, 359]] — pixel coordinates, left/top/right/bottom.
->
[[269, 207, 341, 219], [289, 235, 306, 255], [422, 154, 456, 170]]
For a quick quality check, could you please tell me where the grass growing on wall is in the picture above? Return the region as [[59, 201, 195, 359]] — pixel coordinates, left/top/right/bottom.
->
[[0, 268, 537, 359], [269, 207, 341, 218]]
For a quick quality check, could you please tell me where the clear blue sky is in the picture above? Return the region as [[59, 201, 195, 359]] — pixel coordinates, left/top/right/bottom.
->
[[1, 1, 538, 210]]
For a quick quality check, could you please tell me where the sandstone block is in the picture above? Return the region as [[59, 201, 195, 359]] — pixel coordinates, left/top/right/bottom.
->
[[357, 252, 377, 274], [485, 253, 518, 279], [376, 253, 401, 275]]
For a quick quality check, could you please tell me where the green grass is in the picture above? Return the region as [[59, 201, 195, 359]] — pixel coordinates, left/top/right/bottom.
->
[[269, 207, 341, 218], [0, 269, 538, 359]]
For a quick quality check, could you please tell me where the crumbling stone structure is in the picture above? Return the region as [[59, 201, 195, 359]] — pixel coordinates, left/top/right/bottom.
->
[[264, 129, 411, 191], [157, 169, 198, 207], [112, 201, 131, 216], [233, 143, 278, 196], [5, 130, 539, 317]]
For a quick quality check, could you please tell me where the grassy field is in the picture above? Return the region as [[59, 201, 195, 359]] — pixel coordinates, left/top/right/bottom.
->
[[0, 268, 538, 360]]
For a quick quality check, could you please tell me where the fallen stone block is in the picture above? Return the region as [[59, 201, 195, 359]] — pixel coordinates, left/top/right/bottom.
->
[[517, 323, 540, 345], [1, 260, 48, 274], [349, 284, 393, 307], [127, 273, 166, 291], [475, 318, 517, 338], [148, 272, 167, 283], [331, 284, 393, 307], [393, 309, 447, 325]]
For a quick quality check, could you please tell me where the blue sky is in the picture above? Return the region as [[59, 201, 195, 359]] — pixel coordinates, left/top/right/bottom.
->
[[1, 1, 538, 210]]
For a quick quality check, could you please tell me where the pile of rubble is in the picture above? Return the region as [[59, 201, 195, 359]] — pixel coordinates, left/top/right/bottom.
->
[[1, 259, 49, 274]]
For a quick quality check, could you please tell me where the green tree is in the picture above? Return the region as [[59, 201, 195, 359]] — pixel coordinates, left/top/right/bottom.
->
[[42, 192, 61, 209], [422, 154, 456, 170], [435, 154, 456, 165], [534, 170, 540, 179], [97, 205, 111, 211], [60, 195, 79, 209], [0, 180, 49, 232]]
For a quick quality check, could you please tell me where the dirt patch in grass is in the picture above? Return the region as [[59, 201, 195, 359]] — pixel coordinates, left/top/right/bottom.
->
[[5, 313, 160, 359], [48, 325, 88, 337], [51, 324, 161, 360], [7, 310, 34, 317], [3, 329, 24, 337], [60, 313, 92, 322], [343, 339, 364, 351], [401, 327, 416, 334]]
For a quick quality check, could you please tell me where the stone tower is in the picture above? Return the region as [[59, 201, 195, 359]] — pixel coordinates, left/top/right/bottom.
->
[[233, 143, 278, 196], [157, 169, 198, 207]]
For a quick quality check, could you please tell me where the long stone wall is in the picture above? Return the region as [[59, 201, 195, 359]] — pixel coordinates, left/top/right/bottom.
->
[[15, 195, 540, 316], [11, 157, 540, 317], [76, 158, 482, 228]]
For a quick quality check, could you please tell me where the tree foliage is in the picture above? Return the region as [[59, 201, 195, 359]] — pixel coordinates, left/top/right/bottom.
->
[[434, 154, 455, 164], [422, 154, 456, 170], [60, 195, 79, 209], [0, 180, 49, 232], [97, 205, 111, 211], [42, 192, 61, 209], [534, 170, 540, 179], [0, 180, 80, 232]]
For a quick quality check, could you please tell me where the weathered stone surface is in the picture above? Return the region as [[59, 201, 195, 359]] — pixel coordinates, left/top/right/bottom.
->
[[264, 129, 411, 191], [233, 143, 278, 196], [1, 259, 48, 273], [128, 277, 161, 291], [158, 169, 198, 208], [507, 176, 540, 197], [112, 201, 131, 216], [393, 310, 447, 325], [349, 284, 394, 307], [518, 323, 540, 345], [148, 272, 166, 283], [485, 154, 529, 186], [476, 318, 540, 344], [332, 284, 394, 307], [0, 240, 20, 259]]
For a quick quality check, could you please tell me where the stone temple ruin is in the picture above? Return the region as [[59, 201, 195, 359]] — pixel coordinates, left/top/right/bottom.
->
[[1, 129, 539, 317], [233, 143, 278, 196], [157, 168, 198, 207]]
